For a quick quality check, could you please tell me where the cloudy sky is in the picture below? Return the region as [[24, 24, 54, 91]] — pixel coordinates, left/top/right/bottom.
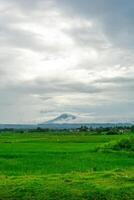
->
[[0, 0, 134, 123]]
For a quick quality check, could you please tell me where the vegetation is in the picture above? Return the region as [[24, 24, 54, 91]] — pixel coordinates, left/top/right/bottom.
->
[[98, 137, 134, 152], [0, 131, 134, 199]]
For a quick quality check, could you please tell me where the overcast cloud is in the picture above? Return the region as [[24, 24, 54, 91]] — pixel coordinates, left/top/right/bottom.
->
[[0, 0, 134, 123]]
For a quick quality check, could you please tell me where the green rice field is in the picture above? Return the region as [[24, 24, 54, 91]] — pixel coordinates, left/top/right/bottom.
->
[[0, 132, 134, 200]]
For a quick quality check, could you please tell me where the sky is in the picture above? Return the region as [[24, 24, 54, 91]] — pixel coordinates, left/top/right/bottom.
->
[[0, 0, 134, 123]]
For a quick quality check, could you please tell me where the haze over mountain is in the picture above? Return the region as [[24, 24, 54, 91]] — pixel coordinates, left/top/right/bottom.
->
[[0, 112, 133, 130]]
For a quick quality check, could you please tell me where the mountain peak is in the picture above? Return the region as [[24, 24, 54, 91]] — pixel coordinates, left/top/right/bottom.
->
[[58, 113, 76, 120], [46, 113, 76, 124]]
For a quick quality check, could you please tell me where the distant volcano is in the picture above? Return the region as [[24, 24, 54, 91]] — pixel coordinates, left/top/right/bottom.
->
[[46, 113, 77, 124]]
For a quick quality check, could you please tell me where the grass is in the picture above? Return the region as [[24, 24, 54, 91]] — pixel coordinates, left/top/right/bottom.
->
[[0, 132, 134, 199]]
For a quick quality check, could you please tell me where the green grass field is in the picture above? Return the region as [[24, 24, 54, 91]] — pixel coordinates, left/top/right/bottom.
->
[[0, 132, 134, 200]]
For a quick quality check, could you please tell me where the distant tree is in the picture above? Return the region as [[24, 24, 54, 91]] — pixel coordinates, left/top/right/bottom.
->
[[79, 125, 88, 132], [107, 128, 119, 135], [131, 126, 134, 132]]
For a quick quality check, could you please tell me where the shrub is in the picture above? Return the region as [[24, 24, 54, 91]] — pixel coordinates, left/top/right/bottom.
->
[[111, 138, 134, 151], [98, 138, 134, 152]]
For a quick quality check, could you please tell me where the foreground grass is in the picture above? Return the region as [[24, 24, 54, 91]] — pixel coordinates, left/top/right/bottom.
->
[[0, 169, 134, 200], [0, 132, 134, 199]]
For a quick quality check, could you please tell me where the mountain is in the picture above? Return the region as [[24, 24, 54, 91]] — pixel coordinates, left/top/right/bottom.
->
[[45, 113, 77, 124]]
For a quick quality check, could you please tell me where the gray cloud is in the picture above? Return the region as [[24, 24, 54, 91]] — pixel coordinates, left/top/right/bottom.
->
[[1, 77, 101, 97], [57, 0, 134, 48], [94, 76, 134, 85]]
